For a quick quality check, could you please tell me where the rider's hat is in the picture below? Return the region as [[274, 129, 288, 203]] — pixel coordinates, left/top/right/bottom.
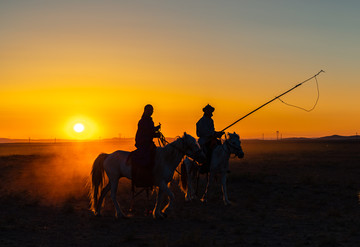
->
[[203, 104, 215, 113]]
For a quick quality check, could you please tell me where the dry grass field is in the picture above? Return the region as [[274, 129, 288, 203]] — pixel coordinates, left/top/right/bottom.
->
[[0, 139, 359, 246]]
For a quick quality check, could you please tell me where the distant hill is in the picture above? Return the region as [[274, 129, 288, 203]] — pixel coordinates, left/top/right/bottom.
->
[[0, 138, 26, 143], [316, 135, 359, 141], [282, 135, 359, 141]]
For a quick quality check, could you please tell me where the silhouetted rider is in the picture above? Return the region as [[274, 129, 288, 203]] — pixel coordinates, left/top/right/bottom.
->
[[134, 104, 161, 166], [196, 104, 224, 171]]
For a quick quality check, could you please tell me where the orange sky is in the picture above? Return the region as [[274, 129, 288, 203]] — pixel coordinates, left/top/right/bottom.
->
[[1, 1, 359, 140]]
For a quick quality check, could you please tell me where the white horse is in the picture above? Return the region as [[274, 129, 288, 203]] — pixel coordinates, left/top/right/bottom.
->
[[89, 133, 205, 219], [180, 132, 244, 205]]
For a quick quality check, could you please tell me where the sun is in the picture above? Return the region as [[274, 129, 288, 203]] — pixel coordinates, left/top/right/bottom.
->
[[65, 116, 97, 139], [73, 123, 85, 133]]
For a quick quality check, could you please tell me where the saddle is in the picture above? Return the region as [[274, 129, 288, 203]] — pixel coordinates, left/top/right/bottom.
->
[[199, 137, 222, 174], [127, 149, 155, 188]]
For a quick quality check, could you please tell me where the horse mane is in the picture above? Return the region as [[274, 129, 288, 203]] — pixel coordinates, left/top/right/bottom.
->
[[159, 136, 184, 161]]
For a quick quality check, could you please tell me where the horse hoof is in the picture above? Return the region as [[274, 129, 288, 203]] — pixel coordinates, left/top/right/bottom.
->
[[161, 212, 168, 218], [153, 212, 165, 220], [94, 212, 102, 217], [185, 198, 193, 203], [153, 215, 164, 220], [200, 198, 207, 203], [115, 214, 130, 220], [122, 214, 131, 219]]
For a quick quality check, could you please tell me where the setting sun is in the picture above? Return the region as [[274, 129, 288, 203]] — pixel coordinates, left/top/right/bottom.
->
[[0, 0, 359, 141], [64, 116, 98, 139], [73, 123, 85, 133]]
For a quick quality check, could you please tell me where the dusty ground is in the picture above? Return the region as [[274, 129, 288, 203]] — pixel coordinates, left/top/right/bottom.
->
[[0, 139, 359, 246]]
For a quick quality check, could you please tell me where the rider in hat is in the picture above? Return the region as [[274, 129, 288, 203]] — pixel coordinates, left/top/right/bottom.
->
[[196, 104, 224, 171]]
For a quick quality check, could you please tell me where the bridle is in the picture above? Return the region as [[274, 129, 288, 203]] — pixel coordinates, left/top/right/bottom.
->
[[171, 135, 203, 162], [158, 132, 203, 163], [224, 135, 243, 156]]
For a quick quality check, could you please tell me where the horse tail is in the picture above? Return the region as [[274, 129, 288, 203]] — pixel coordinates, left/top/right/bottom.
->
[[180, 158, 188, 193], [90, 153, 108, 213]]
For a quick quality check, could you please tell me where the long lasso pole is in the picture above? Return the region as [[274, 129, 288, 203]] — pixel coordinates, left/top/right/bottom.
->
[[221, 70, 325, 132]]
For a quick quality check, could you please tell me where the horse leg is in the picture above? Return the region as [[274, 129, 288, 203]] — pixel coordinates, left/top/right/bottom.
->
[[190, 161, 200, 200], [109, 178, 126, 219], [153, 186, 165, 219], [221, 172, 231, 205], [161, 182, 175, 216], [195, 170, 200, 197], [96, 182, 111, 215], [185, 160, 194, 201], [201, 172, 214, 203]]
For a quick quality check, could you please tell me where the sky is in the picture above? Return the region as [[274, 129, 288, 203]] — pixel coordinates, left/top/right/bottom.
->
[[1, 0, 359, 140]]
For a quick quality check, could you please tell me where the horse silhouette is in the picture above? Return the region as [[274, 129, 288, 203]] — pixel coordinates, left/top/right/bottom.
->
[[180, 132, 244, 205], [90, 133, 205, 219]]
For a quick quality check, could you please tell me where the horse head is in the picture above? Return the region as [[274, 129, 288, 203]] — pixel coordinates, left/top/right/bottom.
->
[[182, 132, 206, 163], [226, 132, 244, 158]]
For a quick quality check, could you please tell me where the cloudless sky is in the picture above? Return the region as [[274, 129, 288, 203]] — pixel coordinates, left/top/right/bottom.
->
[[1, 0, 359, 139]]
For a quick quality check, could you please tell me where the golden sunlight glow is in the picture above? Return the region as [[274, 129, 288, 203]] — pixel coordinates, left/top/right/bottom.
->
[[73, 123, 85, 133], [65, 116, 98, 140], [0, 2, 359, 140]]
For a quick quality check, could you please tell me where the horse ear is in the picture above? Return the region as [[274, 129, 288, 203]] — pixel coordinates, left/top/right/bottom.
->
[[184, 132, 187, 137]]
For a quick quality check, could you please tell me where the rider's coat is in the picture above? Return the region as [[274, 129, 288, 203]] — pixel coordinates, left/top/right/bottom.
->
[[196, 115, 215, 146], [135, 115, 158, 150]]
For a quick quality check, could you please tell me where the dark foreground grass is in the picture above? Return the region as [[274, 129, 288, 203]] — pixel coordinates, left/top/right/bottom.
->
[[0, 140, 359, 246]]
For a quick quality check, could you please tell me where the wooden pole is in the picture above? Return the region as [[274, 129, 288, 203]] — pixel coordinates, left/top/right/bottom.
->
[[221, 70, 324, 132]]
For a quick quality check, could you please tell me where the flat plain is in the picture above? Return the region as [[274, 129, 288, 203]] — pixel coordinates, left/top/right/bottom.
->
[[0, 139, 359, 246]]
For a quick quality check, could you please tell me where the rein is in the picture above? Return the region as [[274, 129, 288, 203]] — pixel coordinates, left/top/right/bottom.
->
[[223, 135, 242, 157], [157, 133, 187, 176], [158, 132, 200, 159], [157, 132, 203, 176]]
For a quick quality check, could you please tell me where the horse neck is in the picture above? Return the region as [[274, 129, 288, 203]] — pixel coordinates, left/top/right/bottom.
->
[[161, 138, 185, 170], [221, 140, 232, 157]]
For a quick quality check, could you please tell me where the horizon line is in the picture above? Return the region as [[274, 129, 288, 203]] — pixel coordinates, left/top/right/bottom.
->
[[0, 134, 359, 144]]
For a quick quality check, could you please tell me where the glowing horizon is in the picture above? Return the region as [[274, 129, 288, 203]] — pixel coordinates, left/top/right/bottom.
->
[[1, 1, 359, 140]]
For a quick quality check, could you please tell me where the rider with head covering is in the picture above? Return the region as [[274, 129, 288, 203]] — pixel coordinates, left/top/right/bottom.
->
[[132, 104, 161, 187], [196, 104, 224, 170], [135, 104, 161, 151]]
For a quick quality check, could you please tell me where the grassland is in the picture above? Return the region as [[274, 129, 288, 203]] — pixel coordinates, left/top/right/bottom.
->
[[0, 139, 359, 246]]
